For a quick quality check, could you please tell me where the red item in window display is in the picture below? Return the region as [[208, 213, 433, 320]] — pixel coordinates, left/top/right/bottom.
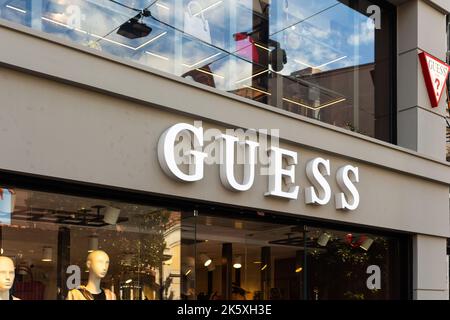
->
[[345, 233, 367, 248], [14, 281, 46, 300], [234, 33, 260, 63]]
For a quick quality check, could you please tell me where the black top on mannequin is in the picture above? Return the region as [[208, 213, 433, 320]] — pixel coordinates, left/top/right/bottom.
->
[[91, 289, 106, 300]]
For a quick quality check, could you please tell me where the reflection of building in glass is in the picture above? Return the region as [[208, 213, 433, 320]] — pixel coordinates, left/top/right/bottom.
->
[[285, 63, 377, 137], [0, 0, 395, 142]]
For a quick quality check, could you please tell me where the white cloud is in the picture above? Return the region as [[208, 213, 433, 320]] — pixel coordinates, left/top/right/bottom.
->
[[347, 20, 375, 46]]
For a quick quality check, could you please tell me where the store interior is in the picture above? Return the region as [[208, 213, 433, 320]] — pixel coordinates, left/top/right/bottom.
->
[[182, 213, 404, 300], [0, 188, 181, 300]]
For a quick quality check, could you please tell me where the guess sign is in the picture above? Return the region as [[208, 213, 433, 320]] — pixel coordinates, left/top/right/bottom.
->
[[158, 123, 360, 211], [419, 52, 450, 108]]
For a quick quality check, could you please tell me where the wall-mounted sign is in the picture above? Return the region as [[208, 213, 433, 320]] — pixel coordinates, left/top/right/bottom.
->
[[419, 52, 450, 108], [158, 123, 360, 211]]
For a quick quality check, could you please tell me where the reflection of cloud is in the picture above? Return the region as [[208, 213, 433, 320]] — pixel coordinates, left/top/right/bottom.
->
[[347, 21, 374, 46]]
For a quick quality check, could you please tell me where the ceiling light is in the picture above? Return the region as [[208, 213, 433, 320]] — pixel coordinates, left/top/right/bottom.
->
[[117, 11, 152, 39], [6, 5, 26, 14], [242, 85, 272, 96], [185, 269, 192, 276], [199, 254, 212, 267], [360, 237, 374, 251], [194, 68, 225, 79], [145, 51, 169, 61], [317, 232, 331, 247], [41, 247, 53, 262], [235, 69, 269, 84], [156, 3, 170, 10], [182, 52, 222, 69], [192, 1, 223, 16], [233, 256, 242, 269], [294, 56, 347, 70], [125, 279, 133, 284], [295, 250, 304, 274], [283, 97, 346, 110], [103, 206, 121, 225], [88, 234, 99, 253], [260, 264, 267, 271]]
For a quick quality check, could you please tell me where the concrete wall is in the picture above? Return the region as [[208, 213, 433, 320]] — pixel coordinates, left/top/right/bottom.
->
[[397, 0, 450, 299], [0, 65, 448, 238]]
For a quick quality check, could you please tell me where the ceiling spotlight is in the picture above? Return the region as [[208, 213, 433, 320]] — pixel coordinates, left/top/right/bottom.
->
[[117, 11, 152, 39], [233, 256, 242, 269], [317, 232, 331, 247], [125, 279, 133, 284], [88, 234, 99, 253], [360, 237, 374, 251], [295, 250, 303, 273], [199, 254, 212, 267], [41, 247, 53, 262], [103, 206, 121, 225], [200, 254, 212, 267]]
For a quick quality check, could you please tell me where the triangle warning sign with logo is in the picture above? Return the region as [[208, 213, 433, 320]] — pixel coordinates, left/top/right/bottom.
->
[[419, 52, 450, 108]]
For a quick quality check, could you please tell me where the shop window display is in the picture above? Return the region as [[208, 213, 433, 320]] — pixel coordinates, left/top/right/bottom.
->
[[0, 0, 396, 143], [0, 186, 181, 300], [183, 213, 408, 300]]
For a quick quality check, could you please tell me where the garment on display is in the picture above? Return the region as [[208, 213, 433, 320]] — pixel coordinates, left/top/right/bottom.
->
[[184, 1, 212, 44], [66, 250, 116, 300], [234, 32, 260, 63], [13, 264, 46, 300]]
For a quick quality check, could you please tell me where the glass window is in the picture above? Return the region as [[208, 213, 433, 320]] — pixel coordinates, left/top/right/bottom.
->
[[183, 211, 408, 300], [446, 14, 449, 162], [0, 185, 410, 300], [0, 186, 182, 300], [0, 0, 396, 142]]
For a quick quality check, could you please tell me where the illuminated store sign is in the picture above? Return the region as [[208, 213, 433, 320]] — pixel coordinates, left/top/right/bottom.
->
[[158, 123, 360, 211]]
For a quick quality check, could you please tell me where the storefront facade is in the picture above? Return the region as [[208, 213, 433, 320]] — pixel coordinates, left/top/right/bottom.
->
[[0, 0, 449, 300]]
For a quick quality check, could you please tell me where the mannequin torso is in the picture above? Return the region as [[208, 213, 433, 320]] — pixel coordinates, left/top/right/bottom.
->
[[66, 250, 116, 300]]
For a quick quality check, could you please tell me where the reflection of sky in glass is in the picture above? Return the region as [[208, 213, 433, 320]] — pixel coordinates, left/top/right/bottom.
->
[[1, 0, 376, 108], [270, 2, 375, 76], [1, 1, 375, 73]]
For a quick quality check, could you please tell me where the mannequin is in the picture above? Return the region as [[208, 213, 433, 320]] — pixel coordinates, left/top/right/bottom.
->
[[0, 256, 19, 300], [67, 250, 116, 300]]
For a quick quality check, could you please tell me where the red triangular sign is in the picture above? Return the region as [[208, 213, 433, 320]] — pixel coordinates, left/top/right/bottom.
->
[[419, 52, 450, 108]]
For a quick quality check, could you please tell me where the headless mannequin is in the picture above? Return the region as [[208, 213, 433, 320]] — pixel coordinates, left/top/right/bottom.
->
[[0, 256, 19, 300], [67, 250, 116, 300]]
